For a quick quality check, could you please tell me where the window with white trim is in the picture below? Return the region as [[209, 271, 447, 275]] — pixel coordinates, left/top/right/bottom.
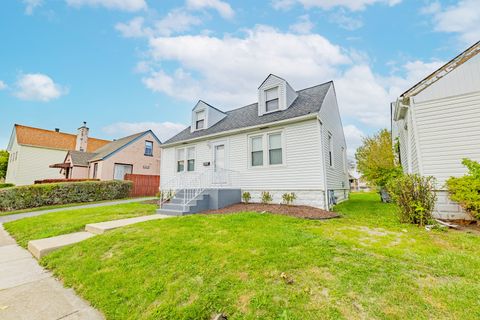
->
[[268, 133, 282, 165], [195, 110, 205, 130], [265, 87, 279, 112], [328, 133, 333, 167], [176, 147, 196, 172], [250, 136, 263, 167], [249, 131, 284, 167]]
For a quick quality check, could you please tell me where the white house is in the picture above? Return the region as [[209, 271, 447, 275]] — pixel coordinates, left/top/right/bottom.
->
[[392, 41, 480, 220], [159, 74, 349, 215], [5, 123, 110, 186]]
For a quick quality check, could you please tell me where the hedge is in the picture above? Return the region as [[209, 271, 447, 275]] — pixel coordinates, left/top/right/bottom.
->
[[0, 183, 14, 189], [0, 180, 132, 211], [447, 159, 480, 220], [34, 179, 100, 184]]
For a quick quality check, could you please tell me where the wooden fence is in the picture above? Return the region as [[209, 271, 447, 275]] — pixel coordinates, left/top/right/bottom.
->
[[124, 174, 160, 197]]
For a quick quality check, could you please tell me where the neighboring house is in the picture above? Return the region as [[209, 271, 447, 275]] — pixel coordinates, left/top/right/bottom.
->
[[159, 74, 349, 214], [391, 41, 480, 220], [51, 131, 162, 181], [5, 123, 110, 186]]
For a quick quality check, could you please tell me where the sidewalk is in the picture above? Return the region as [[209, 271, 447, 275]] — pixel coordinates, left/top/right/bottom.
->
[[0, 197, 157, 223], [0, 224, 104, 320]]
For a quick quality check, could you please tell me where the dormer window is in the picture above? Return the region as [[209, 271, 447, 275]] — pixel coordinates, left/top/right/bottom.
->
[[195, 110, 205, 130], [265, 87, 279, 112]]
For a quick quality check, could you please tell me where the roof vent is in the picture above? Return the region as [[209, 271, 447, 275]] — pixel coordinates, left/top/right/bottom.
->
[[55, 128, 60, 132]]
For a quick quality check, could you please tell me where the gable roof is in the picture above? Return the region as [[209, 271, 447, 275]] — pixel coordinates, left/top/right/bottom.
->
[[89, 130, 159, 162], [164, 81, 333, 145], [13, 124, 110, 152], [401, 41, 480, 99], [68, 150, 96, 167]]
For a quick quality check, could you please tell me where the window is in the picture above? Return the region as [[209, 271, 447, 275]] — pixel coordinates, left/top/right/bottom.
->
[[328, 133, 333, 167], [145, 141, 153, 156], [265, 87, 279, 112], [268, 133, 282, 165], [114, 163, 133, 180], [251, 136, 263, 166], [176, 147, 196, 172], [195, 110, 205, 130], [187, 147, 195, 172], [177, 149, 185, 172], [93, 163, 98, 179]]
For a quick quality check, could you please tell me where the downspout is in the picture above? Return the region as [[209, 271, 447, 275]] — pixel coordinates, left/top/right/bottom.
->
[[318, 118, 330, 210]]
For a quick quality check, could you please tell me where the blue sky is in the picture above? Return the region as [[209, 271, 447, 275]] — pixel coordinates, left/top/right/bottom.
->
[[1, 0, 478, 156]]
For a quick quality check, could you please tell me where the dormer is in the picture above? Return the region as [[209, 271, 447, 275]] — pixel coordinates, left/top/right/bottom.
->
[[190, 100, 226, 133], [258, 74, 298, 116]]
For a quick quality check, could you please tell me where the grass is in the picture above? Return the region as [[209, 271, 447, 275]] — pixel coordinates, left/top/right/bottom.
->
[[0, 197, 147, 216], [15, 193, 480, 319], [4, 203, 157, 247]]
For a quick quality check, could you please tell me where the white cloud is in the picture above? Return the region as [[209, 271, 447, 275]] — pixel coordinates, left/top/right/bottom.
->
[[186, 0, 234, 19], [115, 17, 152, 38], [103, 121, 186, 142], [23, 0, 42, 15], [289, 15, 315, 34], [66, 0, 146, 11], [343, 124, 365, 157], [0, 81, 6, 90], [144, 25, 350, 106], [424, 0, 480, 44], [272, 0, 401, 11], [329, 9, 363, 30], [14, 73, 67, 102]]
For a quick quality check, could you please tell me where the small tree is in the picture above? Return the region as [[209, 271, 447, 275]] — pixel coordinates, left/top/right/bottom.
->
[[388, 174, 437, 226], [0, 150, 8, 181], [447, 159, 480, 219], [355, 129, 402, 188]]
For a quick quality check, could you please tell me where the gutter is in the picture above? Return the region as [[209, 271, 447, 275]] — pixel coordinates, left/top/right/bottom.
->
[[161, 113, 318, 148]]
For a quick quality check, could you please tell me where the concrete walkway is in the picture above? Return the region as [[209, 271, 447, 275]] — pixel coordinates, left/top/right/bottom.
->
[[0, 197, 157, 223], [0, 224, 104, 320]]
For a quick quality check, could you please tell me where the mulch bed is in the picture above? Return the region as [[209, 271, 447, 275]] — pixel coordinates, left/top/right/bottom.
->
[[202, 203, 340, 220]]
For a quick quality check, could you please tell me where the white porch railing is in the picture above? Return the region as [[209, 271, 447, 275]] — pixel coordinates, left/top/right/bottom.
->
[[159, 168, 239, 212]]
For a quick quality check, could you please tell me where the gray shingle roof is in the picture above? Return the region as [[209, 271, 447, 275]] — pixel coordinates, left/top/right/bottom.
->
[[164, 81, 332, 144], [69, 151, 95, 166], [89, 131, 148, 161]]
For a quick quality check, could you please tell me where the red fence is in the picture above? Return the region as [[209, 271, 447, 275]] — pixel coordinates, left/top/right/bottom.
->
[[124, 174, 160, 197]]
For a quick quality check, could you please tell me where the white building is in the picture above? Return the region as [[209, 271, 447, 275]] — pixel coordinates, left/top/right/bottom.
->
[[5, 123, 110, 186], [392, 41, 480, 220], [159, 74, 349, 214]]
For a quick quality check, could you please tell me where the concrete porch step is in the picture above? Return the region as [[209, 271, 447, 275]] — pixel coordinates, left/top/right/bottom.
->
[[156, 209, 184, 216], [28, 232, 95, 260]]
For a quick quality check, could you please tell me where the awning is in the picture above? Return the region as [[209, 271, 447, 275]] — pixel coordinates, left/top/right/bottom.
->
[[49, 163, 72, 169]]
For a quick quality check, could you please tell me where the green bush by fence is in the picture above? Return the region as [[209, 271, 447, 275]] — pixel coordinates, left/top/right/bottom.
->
[[0, 180, 132, 211], [0, 183, 14, 189]]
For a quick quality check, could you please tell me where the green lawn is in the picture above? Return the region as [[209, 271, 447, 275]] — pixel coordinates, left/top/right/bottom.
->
[[4, 203, 156, 247], [20, 193, 480, 319]]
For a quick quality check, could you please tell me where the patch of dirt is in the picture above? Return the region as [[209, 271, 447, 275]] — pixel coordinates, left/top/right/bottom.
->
[[202, 203, 340, 220], [447, 220, 480, 235]]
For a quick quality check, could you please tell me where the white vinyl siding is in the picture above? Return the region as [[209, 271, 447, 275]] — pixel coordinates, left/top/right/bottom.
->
[[413, 91, 480, 186]]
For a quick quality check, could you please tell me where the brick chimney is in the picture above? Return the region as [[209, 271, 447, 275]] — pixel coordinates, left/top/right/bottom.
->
[[76, 122, 89, 152]]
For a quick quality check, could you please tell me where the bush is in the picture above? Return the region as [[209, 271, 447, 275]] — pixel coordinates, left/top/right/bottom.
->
[[242, 191, 251, 204], [261, 191, 272, 204], [0, 183, 14, 189], [34, 179, 99, 184], [447, 159, 480, 219], [0, 180, 132, 211], [282, 192, 297, 205], [387, 174, 437, 226]]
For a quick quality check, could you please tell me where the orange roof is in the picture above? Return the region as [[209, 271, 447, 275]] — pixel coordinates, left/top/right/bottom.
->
[[14, 124, 110, 152]]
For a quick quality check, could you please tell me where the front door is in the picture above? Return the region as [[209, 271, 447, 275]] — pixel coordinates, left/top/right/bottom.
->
[[213, 144, 226, 184]]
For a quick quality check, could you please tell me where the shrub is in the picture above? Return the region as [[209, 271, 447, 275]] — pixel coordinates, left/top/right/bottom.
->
[[447, 159, 480, 219], [387, 174, 437, 226], [242, 191, 251, 204], [0, 180, 132, 211], [261, 191, 272, 204], [0, 183, 14, 189], [34, 179, 99, 184], [282, 192, 297, 205]]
